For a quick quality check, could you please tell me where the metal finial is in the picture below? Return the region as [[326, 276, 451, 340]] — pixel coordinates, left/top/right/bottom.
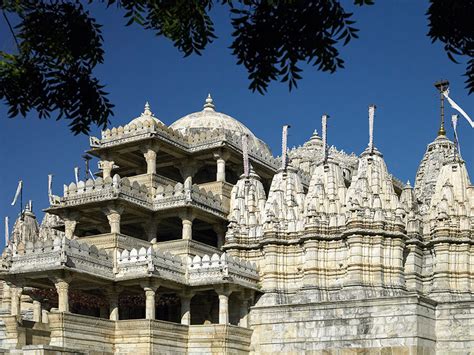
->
[[368, 104, 376, 153], [203, 93, 215, 111], [281, 125, 290, 170], [434, 80, 449, 136]]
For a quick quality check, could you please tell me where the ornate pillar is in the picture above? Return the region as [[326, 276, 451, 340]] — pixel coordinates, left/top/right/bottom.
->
[[106, 287, 121, 321], [10, 286, 22, 317], [215, 286, 232, 324], [214, 151, 230, 183], [142, 282, 160, 320], [144, 218, 159, 243], [142, 145, 159, 175], [62, 213, 80, 239], [54, 279, 70, 312], [180, 211, 194, 240], [33, 300, 42, 323], [101, 160, 115, 179], [103, 206, 123, 234], [213, 224, 226, 249], [179, 291, 195, 325], [238, 290, 253, 328], [179, 162, 198, 190], [2, 282, 11, 312]]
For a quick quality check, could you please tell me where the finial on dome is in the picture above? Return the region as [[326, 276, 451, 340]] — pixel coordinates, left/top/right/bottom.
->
[[434, 79, 449, 137], [143, 101, 153, 116], [406, 180, 412, 188], [203, 93, 215, 111]]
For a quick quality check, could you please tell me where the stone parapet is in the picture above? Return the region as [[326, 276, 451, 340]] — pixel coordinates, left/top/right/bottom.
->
[[81, 233, 150, 252], [188, 324, 252, 355]]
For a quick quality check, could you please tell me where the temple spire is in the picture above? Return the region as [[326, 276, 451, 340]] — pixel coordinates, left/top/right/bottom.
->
[[368, 104, 376, 153], [434, 79, 449, 137], [203, 93, 215, 111], [242, 134, 250, 178], [322, 114, 329, 163], [281, 125, 290, 170]]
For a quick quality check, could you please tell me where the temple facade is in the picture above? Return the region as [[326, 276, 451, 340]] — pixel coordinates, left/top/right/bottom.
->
[[0, 94, 472, 354]]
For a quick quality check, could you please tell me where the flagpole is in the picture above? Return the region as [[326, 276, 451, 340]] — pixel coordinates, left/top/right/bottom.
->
[[20, 182, 23, 220], [434, 80, 449, 136]]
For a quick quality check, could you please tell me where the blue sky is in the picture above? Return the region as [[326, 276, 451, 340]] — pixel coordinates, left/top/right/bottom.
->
[[0, 1, 472, 239]]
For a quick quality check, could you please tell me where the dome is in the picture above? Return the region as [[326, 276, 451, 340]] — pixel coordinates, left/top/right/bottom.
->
[[170, 94, 272, 156], [127, 102, 164, 128]]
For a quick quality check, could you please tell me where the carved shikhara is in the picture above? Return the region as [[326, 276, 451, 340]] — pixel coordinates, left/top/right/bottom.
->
[[1, 98, 473, 354]]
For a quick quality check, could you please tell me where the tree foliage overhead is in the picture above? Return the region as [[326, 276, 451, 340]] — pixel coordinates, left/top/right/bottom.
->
[[0, 0, 472, 134]]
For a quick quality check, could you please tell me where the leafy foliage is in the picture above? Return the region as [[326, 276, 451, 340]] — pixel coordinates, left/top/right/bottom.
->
[[0, 0, 472, 134], [426, 0, 474, 94]]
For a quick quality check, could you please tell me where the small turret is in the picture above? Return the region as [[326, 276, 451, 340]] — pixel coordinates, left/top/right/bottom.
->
[[11, 201, 40, 244]]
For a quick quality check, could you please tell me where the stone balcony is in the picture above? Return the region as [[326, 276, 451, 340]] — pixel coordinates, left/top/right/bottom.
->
[[81, 232, 151, 252], [197, 181, 234, 213], [1, 237, 260, 290], [53, 174, 227, 219]]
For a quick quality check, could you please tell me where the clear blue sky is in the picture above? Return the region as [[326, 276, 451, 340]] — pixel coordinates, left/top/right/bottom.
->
[[0, 1, 472, 241]]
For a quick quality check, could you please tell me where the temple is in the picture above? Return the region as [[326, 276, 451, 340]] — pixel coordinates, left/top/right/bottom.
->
[[0, 92, 472, 354]]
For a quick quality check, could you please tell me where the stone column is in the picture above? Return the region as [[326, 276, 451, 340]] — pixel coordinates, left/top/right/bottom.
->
[[101, 160, 115, 179], [239, 298, 249, 328], [179, 291, 195, 325], [104, 206, 123, 234], [33, 300, 42, 323], [214, 152, 229, 183], [2, 282, 11, 312], [107, 289, 121, 321], [213, 224, 226, 249], [54, 279, 70, 312], [144, 218, 159, 243], [143, 148, 158, 175], [10, 286, 22, 317], [142, 283, 159, 320], [179, 162, 198, 190], [63, 218, 77, 239], [215, 287, 232, 325], [180, 211, 194, 240]]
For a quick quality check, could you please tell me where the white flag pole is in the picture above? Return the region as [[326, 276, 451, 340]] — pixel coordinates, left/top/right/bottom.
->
[[48, 174, 53, 204], [242, 134, 250, 178], [74, 167, 79, 184], [5, 216, 9, 246], [368, 105, 376, 153], [451, 114, 462, 158], [88, 169, 96, 181], [281, 125, 290, 170], [322, 114, 329, 163], [443, 89, 474, 128]]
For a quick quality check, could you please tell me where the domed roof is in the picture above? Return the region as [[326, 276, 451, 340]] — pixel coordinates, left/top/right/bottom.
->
[[127, 102, 163, 128], [170, 94, 272, 156]]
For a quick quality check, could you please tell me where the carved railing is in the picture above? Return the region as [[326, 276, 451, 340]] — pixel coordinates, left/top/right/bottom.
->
[[57, 175, 225, 216], [4, 237, 114, 279], [115, 246, 186, 282], [187, 253, 259, 288]]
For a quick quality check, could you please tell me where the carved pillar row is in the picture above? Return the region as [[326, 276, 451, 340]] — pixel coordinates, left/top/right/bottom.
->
[[54, 279, 70, 312], [179, 291, 195, 325], [104, 206, 123, 234], [215, 286, 232, 325]]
